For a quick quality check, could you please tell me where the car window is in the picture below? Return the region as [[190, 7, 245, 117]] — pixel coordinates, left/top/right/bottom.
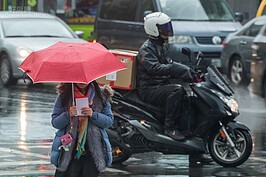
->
[[2, 18, 74, 38], [159, 0, 234, 21], [99, 0, 138, 21], [242, 19, 265, 37]]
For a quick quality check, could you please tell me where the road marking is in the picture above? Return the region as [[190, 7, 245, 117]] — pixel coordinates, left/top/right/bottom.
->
[[249, 156, 266, 162], [0, 170, 55, 176], [0, 145, 55, 176], [0, 160, 50, 167], [104, 167, 130, 174], [0, 147, 49, 159], [0, 142, 52, 145]]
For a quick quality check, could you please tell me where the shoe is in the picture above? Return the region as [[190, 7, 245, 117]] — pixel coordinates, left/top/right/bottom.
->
[[189, 153, 213, 165], [164, 129, 186, 141]]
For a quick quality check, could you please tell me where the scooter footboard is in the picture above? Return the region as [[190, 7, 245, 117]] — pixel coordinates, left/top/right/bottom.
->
[[129, 120, 207, 154]]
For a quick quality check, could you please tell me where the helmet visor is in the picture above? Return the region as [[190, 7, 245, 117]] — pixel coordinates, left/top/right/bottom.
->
[[157, 21, 173, 37]]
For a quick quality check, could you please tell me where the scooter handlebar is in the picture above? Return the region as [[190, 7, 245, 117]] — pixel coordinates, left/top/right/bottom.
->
[[181, 48, 205, 83]]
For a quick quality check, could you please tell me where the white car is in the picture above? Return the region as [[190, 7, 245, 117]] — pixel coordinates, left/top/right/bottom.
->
[[0, 11, 86, 86]]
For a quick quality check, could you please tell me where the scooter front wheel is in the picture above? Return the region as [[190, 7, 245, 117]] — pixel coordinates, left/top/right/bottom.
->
[[208, 129, 252, 167]]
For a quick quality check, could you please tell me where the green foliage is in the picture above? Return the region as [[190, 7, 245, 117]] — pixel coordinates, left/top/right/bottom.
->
[[69, 24, 94, 40]]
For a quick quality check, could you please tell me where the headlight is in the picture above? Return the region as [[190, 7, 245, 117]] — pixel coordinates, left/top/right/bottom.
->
[[226, 99, 239, 114], [210, 89, 239, 114], [168, 35, 192, 44], [251, 44, 259, 50], [17, 48, 32, 58]]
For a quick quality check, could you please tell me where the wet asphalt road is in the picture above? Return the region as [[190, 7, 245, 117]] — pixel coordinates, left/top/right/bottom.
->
[[0, 81, 266, 177]]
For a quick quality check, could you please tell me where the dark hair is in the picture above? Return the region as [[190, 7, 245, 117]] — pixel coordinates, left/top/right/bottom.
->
[[56, 81, 104, 107]]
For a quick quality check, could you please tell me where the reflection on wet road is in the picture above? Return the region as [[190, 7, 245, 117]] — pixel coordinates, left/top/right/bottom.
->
[[0, 85, 56, 142], [234, 85, 266, 155], [106, 151, 266, 176], [0, 83, 265, 176]]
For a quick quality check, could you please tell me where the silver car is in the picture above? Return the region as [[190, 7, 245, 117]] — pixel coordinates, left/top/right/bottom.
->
[[250, 21, 266, 103], [221, 16, 266, 86], [0, 11, 86, 86]]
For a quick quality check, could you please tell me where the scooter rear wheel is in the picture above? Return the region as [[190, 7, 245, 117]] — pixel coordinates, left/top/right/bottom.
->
[[208, 129, 252, 167]]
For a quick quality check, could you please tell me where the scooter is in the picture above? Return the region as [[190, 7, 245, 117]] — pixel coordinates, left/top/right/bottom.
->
[[107, 48, 253, 167]]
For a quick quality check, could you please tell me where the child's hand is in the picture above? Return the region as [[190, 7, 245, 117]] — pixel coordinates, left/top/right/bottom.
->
[[69, 106, 77, 118], [81, 107, 93, 117]]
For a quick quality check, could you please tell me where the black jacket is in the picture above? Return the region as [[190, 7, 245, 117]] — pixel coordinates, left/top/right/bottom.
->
[[136, 37, 193, 89]]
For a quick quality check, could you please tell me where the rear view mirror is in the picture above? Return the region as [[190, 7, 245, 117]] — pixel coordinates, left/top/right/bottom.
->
[[75, 31, 84, 38], [235, 12, 244, 23], [196, 51, 204, 66], [181, 47, 191, 62]]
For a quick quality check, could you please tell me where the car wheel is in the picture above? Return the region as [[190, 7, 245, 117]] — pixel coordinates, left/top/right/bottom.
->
[[229, 56, 249, 86], [0, 54, 17, 86]]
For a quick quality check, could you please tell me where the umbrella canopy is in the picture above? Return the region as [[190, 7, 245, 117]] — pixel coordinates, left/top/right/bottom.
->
[[18, 41, 126, 84]]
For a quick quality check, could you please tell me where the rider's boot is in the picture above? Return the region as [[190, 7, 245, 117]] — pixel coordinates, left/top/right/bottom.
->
[[189, 153, 213, 165], [164, 129, 186, 141]]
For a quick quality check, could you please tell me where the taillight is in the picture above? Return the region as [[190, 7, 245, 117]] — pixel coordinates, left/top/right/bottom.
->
[[88, 39, 97, 43], [252, 44, 260, 59]]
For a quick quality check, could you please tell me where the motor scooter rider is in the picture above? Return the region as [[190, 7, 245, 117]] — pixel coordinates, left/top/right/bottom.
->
[[136, 12, 193, 141], [136, 12, 212, 164]]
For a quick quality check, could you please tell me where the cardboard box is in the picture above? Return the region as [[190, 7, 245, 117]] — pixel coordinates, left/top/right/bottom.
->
[[96, 49, 137, 90]]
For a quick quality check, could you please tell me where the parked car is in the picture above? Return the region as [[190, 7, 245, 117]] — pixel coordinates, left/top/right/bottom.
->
[[221, 16, 266, 86], [250, 24, 266, 103], [0, 11, 86, 86], [93, 0, 243, 72]]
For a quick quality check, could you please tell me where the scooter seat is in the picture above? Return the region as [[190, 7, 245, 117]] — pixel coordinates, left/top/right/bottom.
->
[[114, 89, 165, 119]]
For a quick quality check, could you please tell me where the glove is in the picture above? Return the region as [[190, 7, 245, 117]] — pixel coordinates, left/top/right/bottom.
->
[[169, 62, 193, 82], [189, 68, 197, 82]]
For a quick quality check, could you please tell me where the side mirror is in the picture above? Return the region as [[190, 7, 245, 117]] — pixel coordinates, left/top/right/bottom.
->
[[235, 12, 244, 23], [196, 51, 204, 66], [75, 31, 84, 39], [181, 47, 192, 63]]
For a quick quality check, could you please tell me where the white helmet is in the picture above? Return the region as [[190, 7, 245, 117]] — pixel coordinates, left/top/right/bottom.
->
[[144, 12, 173, 37]]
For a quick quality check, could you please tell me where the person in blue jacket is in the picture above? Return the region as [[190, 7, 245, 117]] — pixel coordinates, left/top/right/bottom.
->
[[50, 81, 114, 177]]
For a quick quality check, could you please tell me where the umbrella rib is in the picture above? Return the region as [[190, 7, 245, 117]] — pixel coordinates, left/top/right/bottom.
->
[[73, 47, 88, 83], [81, 56, 89, 83]]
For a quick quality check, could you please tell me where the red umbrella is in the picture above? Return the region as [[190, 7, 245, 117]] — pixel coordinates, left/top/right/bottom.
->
[[18, 41, 126, 84]]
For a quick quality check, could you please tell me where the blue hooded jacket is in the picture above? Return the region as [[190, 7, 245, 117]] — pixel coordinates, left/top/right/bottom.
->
[[50, 85, 113, 172]]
